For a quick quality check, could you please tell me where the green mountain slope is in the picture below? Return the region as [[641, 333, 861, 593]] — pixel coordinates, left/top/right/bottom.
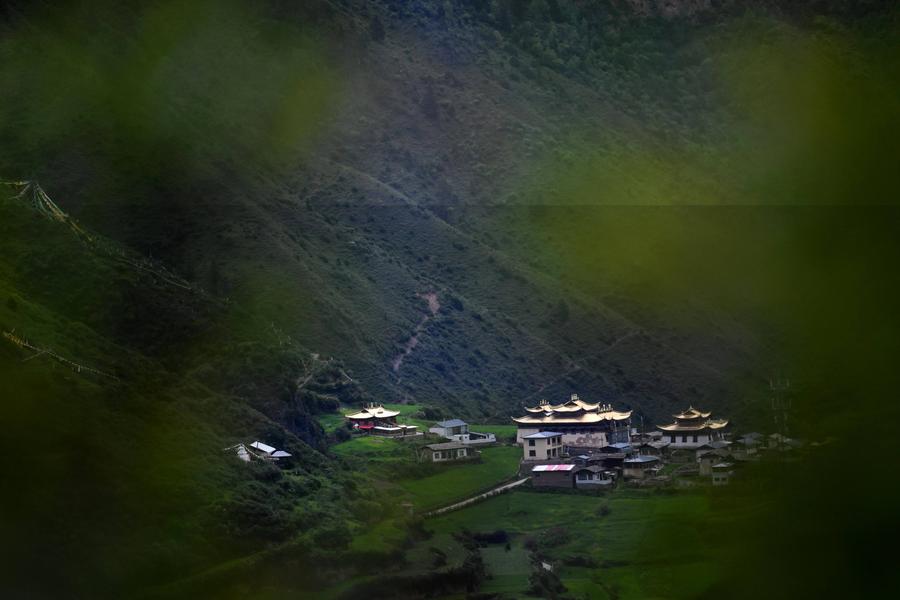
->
[[6, 0, 843, 426], [1, 1, 897, 597]]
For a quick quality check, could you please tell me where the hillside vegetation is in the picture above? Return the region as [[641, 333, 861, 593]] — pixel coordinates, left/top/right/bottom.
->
[[1, 0, 898, 598]]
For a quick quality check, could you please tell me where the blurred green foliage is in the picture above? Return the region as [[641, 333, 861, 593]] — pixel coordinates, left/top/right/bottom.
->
[[500, 13, 900, 600], [1, 1, 898, 598], [0, 0, 334, 182]]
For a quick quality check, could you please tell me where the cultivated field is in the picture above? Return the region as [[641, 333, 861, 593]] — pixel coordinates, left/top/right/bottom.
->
[[424, 489, 717, 599]]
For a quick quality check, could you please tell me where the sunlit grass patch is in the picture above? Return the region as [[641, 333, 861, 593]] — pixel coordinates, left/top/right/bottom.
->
[[398, 445, 521, 510]]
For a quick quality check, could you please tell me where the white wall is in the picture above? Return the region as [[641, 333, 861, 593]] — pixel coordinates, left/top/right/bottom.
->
[[664, 433, 712, 448], [517, 428, 609, 448]]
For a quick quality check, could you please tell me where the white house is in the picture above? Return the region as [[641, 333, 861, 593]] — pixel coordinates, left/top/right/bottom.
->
[[430, 419, 468, 437], [249, 441, 292, 461], [523, 431, 564, 462], [429, 419, 497, 445], [573, 465, 614, 488], [421, 441, 478, 463]]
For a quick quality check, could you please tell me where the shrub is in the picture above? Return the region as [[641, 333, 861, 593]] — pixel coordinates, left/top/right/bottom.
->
[[334, 426, 351, 442], [471, 529, 509, 545]]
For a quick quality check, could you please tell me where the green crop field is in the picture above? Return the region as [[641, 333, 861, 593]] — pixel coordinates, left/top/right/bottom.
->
[[469, 423, 518, 441], [480, 540, 532, 595], [398, 445, 521, 510], [425, 489, 718, 599]]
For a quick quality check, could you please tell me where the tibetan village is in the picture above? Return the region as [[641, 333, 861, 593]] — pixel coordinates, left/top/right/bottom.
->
[[222, 388, 820, 598], [283, 393, 808, 495]]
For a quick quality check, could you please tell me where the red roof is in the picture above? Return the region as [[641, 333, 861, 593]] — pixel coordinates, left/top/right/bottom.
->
[[532, 464, 575, 472]]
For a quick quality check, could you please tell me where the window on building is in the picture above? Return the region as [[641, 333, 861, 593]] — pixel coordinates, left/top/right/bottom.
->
[[433, 452, 440, 461], [693, 435, 698, 443], [528, 439, 535, 447], [671, 435, 676, 443], [682, 435, 688, 443], [529, 450, 536, 457]]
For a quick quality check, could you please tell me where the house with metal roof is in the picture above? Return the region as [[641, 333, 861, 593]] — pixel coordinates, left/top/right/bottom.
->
[[250, 441, 276, 454], [430, 419, 468, 436], [531, 463, 576, 488], [420, 441, 479, 463], [522, 431, 564, 462], [622, 455, 661, 479], [573, 465, 615, 489], [429, 419, 497, 445], [242, 441, 293, 462]]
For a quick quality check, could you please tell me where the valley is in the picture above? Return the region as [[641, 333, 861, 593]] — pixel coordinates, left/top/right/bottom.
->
[[1, 1, 897, 598]]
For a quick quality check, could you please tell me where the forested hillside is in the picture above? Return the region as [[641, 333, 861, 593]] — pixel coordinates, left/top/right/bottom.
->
[[1, 0, 897, 597]]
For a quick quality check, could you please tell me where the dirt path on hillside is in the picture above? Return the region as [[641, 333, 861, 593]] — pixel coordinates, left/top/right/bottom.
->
[[391, 292, 440, 374]]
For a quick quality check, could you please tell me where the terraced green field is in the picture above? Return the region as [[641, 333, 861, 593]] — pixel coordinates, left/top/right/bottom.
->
[[480, 541, 532, 595], [398, 445, 521, 510], [426, 489, 717, 599], [470, 423, 518, 441]]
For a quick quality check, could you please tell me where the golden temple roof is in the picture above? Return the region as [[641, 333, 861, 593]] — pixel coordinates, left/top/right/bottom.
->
[[657, 405, 727, 431], [672, 406, 712, 420], [657, 418, 728, 432], [514, 394, 632, 424], [346, 404, 400, 420]]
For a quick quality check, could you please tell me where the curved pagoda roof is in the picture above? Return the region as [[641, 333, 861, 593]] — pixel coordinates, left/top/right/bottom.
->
[[672, 406, 712, 420], [514, 394, 632, 425], [346, 404, 400, 420], [657, 406, 727, 432]]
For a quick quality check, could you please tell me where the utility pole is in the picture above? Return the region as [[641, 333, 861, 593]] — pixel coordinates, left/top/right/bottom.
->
[[770, 376, 792, 460]]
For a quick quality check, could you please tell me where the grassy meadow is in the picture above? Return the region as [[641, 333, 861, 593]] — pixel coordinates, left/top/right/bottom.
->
[[424, 489, 718, 599], [398, 445, 521, 510]]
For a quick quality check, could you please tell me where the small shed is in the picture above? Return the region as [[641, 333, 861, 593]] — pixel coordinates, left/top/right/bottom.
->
[[712, 462, 734, 486], [623, 455, 660, 479], [531, 464, 576, 488], [226, 443, 253, 463]]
